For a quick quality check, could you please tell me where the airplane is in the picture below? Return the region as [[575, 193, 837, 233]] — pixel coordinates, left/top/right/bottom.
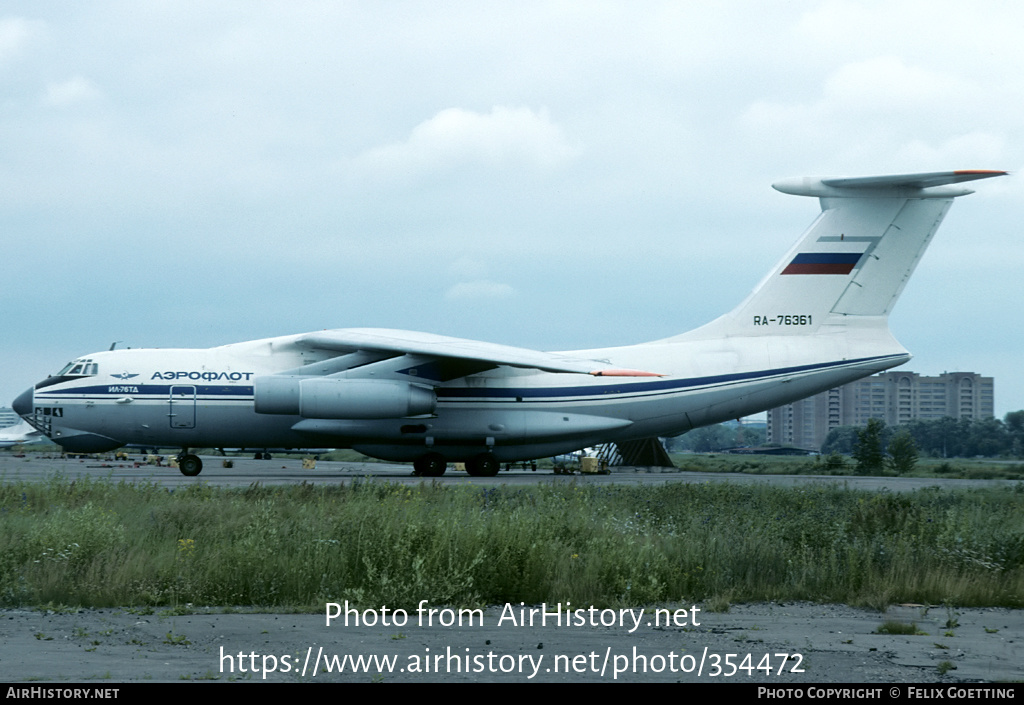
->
[[11, 169, 1005, 477], [0, 420, 47, 449]]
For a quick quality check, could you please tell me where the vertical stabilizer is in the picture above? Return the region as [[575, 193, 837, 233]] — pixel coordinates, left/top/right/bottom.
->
[[680, 170, 1005, 340]]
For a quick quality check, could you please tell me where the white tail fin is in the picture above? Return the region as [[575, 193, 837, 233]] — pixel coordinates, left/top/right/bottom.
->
[[685, 170, 1006, 339]]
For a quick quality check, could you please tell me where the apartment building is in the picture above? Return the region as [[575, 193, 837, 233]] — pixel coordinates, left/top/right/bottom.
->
[[767, 371, 994, 451]]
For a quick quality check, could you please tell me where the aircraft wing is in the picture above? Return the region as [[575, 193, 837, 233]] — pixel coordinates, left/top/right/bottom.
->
[[292, 328, 661, 380], [0, 420, 45, 448]]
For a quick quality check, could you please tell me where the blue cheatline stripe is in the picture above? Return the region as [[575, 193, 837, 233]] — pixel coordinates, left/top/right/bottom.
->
[[35, 384, 254, 399]]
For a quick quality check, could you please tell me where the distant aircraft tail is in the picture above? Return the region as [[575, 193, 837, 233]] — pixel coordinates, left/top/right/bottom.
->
[[680, 170, 1006, 340]]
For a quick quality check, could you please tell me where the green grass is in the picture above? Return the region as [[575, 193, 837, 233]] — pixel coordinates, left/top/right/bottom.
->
[[669, 453, 1024, 480], [1, 475, 1023, 610], [875, 620, 922, 635]]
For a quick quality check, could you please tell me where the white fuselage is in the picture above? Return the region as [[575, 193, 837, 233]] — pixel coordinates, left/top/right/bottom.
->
[[19, 320, 907, 461]]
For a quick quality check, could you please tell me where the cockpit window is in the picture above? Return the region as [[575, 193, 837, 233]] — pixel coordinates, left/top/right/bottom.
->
[[55, 361, 98, 377], [36, 359, 99, 390]]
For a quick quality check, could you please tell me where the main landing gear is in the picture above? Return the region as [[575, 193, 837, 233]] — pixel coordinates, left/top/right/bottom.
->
[[413, 452, 447, 477], [465, 452, 499, 477], [177, 451, 203, 477], [411, 451, 501, 478]]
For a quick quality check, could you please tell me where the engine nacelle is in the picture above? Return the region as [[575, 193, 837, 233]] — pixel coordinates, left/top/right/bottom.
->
[[254, 376, 436, 419]]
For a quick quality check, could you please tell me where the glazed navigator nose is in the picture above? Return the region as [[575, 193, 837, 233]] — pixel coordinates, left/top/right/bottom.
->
[[11, 387, 33, 418]]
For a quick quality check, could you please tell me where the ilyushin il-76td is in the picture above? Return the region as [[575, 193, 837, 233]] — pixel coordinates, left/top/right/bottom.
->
[[12, 170, 1005, 477]]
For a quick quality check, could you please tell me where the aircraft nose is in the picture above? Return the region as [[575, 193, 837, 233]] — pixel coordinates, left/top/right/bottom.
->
[[12, 387, 33, 418]]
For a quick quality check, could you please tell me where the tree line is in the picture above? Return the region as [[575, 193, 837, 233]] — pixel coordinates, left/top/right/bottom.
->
[[822, 411, 1024, 459], [666, 423, 766, 453], [666, 410, 1024, 459]]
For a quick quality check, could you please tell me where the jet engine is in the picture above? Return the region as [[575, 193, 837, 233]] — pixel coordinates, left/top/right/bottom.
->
[[254, 376, 436, 419]]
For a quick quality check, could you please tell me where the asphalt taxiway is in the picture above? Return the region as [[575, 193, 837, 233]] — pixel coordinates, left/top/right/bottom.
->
[[2, 602, 1021, 683], [1, 453, 1020, 492]]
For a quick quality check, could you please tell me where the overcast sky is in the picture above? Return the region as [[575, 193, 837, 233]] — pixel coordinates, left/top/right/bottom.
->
[[2, 1, 1022, 418]]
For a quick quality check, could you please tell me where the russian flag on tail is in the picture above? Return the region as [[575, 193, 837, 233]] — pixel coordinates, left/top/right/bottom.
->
[[782, 252, 862, 275]]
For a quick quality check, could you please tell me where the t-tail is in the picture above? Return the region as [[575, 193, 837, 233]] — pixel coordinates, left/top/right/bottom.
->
[[642, 169, 1007, 431], [679, 170, 1006, 344]]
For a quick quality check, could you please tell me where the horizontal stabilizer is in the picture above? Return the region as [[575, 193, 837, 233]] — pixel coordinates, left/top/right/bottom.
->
[[773, 169, 1007, 198]]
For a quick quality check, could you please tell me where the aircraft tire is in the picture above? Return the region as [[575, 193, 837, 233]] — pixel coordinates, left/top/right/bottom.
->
[[414, 453, 447, 477], [178, 454, 203, 477], [467, 452, 499, 477]]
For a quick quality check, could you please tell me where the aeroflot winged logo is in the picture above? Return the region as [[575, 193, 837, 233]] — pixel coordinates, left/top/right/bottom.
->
[[111, 372, 139, 380], [781, 252, 862, 275]]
